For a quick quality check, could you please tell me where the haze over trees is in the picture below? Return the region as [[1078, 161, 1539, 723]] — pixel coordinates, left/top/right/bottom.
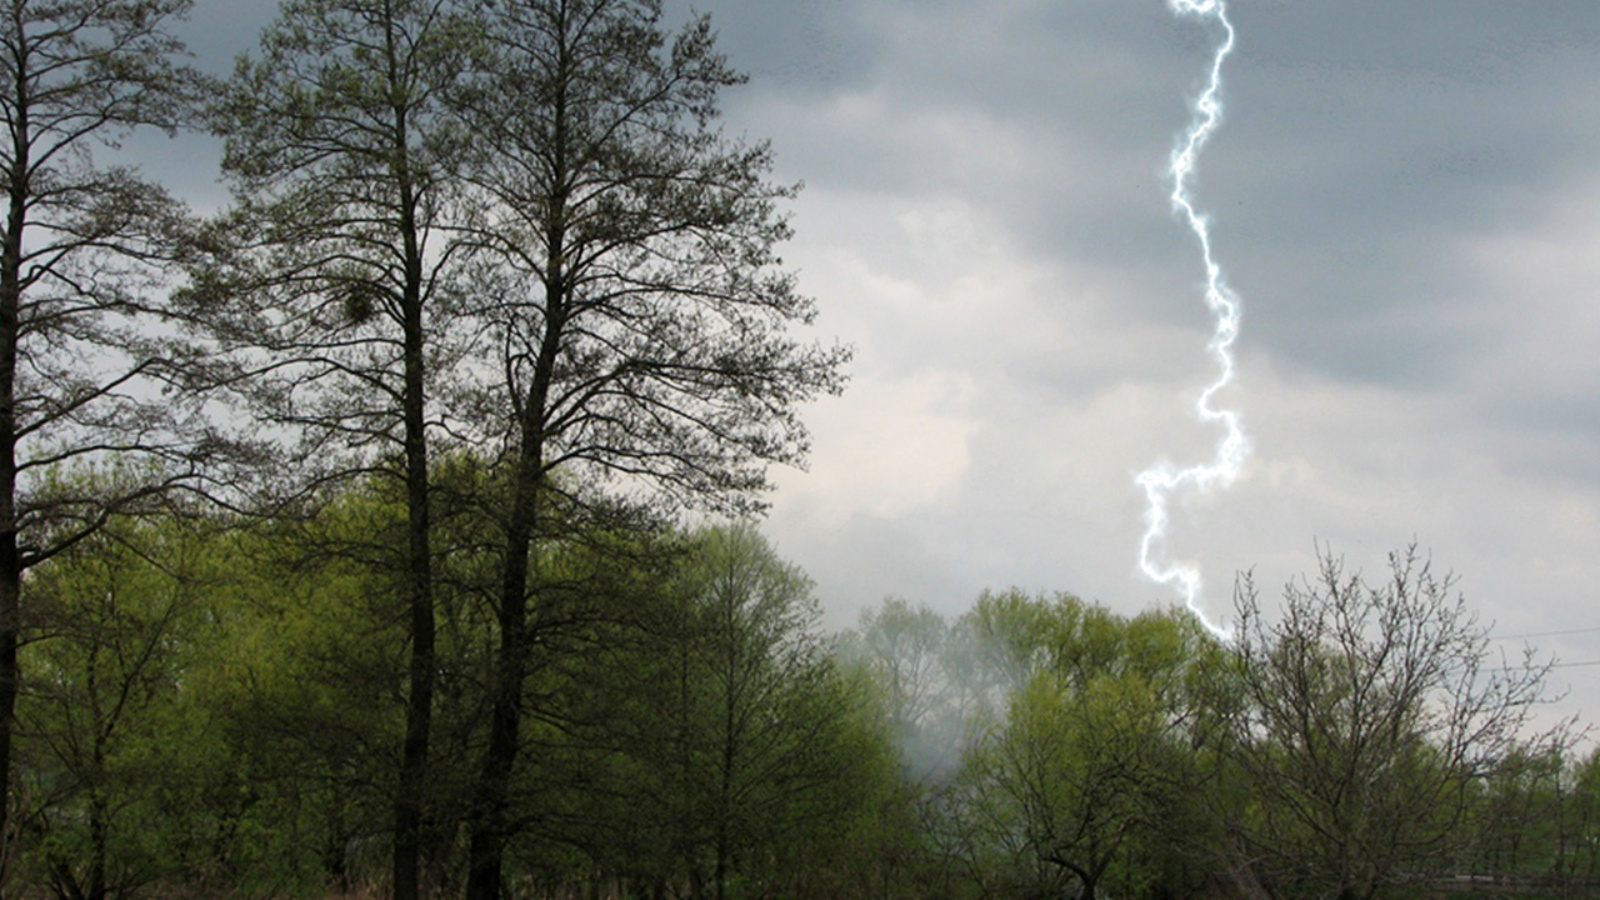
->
[[0, 0, 1586, 899]]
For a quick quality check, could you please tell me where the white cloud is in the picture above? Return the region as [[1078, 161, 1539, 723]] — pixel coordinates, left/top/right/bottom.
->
[[773, 371, 980, 523]]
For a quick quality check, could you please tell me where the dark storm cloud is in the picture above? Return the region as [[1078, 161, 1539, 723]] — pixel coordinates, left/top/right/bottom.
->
[[1215, 4, 1600, 387], [110, 3, 277, 211], [664, 0, 879, 90], [178, 0, 1600, 451], [179, 1, 277, 72], [689, 0, 1600, 392], [681, 0, 1600, 632]]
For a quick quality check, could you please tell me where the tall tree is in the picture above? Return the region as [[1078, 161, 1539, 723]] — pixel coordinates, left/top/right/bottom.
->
[[0, 0, 209, 858], [193, 2, 473, 895], [448, 2, 848, 895], [202, 491, 430, 894], [678, 525, 841, 900], [593, 524, 887, 900]]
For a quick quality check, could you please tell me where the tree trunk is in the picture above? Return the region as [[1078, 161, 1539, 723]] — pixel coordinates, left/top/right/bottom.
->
[[392, 356, 434, 900], [463, 594, 524, 900], [1046, 853, 1099, 900], [87, 788, 108, 900], [386, 34, 436, 893], [463, 79, 570, 886], [391, 140, 434, 900], [0, 48, 26, 865], [463, 404, 548, 900]]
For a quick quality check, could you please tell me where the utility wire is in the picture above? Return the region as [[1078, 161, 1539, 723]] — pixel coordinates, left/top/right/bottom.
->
[[1493, 626, 1600, 641]]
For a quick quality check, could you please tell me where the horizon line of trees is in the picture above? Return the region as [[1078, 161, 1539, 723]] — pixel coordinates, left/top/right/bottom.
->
[[6, 486, 1592, 900]]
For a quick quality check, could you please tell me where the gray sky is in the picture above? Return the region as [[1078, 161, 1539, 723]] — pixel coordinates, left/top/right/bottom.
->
[[173, 2, 1600, 717]]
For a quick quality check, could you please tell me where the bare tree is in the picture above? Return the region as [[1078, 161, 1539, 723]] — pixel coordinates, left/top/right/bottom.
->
[[1225, 545, 1570, 900]]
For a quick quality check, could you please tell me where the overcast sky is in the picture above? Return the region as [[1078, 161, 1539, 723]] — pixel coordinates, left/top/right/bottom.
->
[[169, 2, 1600, 716]]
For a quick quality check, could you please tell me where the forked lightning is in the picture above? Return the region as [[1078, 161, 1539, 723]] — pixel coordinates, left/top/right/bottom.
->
[[1135, 0, 1247, 637]]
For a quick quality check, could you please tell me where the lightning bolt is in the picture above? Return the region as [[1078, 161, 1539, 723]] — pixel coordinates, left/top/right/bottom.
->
[[1136, 0, 1246, 638]]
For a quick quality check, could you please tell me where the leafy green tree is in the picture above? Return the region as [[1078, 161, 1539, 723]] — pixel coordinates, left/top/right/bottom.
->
[[163, 465, 507, 897], [185, 473, 498, 896], [748, 663, 904, 900], [1225, 545, 1569, 900], [968, 672, 1167, 900], [841, 598, 990, 898], [608, 525, 888, 900], [461, 503, 686, 895], [1561, 747, 1600, 881], [442, 1, 848, 893], [1467, 745, 1567, 878], [0, 0, 212, 849], [855, 600, 950, 732], [686, 525, 855, 900], [847, 598, 966, 780], [17, 521, 209, 900], [955, 595, 1215, 900], [203, 516, 409, 894], [959, 589, 1066, 697]]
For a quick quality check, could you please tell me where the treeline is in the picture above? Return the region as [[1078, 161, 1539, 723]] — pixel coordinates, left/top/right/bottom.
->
[[0, 0, 1587, 899], [8, 495, 1595, 900], [845, 557, 1591, 900]]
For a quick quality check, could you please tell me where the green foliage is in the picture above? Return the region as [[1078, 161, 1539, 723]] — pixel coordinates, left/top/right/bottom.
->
[[951, 594, 1217, 900], [19, 523, 201, 898], [838, 592, 1229, 900], [0, 0, 218, 873], [4, 492, 1590, 900], [589, 523, 894, 899]]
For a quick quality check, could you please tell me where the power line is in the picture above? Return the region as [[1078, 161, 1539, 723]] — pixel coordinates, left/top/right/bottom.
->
[[1481, 659, 1600, 674], [1493, 626, 1600, 641]]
